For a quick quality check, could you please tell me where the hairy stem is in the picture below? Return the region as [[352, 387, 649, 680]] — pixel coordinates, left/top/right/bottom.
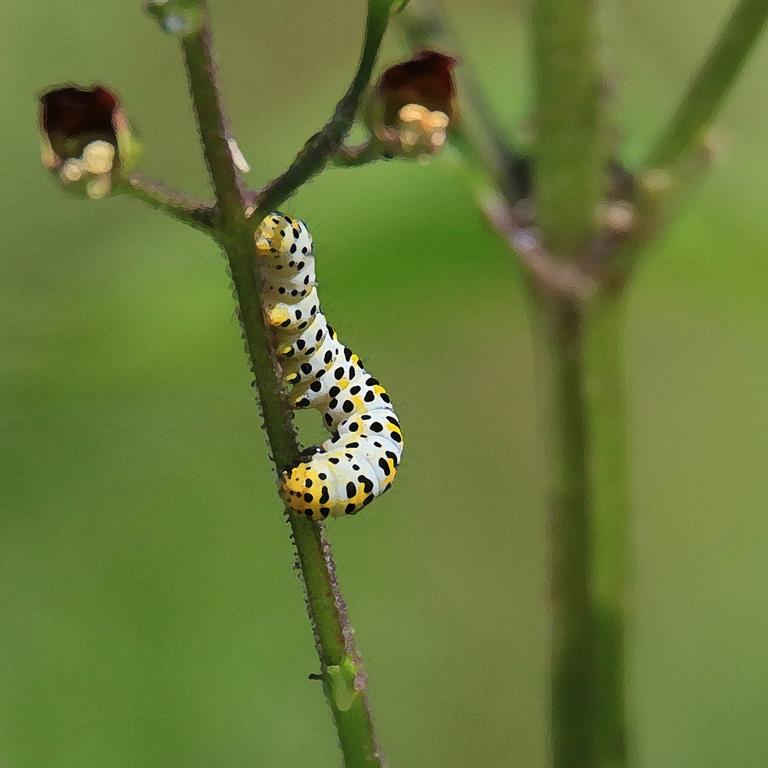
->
[[531, 0, 605, 260], [180, 8, 383, 767], [180, 23, 297, 461], [648, 0, 768, 168]]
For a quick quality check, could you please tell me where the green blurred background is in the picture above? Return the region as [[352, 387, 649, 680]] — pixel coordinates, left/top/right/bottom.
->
[[2, 1, 767, 766]]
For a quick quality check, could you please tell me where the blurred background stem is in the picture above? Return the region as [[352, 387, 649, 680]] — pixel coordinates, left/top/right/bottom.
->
[[531, 0, 605, 261], [401, 0, 768, 765], [647, 0, 768, 169], [179, 6, 384, 766], [531, 295, 599, 768], [530, 292, 629, 768], [530, 3, 626, 768], [584, 296, 629, 768]]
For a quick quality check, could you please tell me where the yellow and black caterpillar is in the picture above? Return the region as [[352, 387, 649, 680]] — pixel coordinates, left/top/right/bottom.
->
[[255, 213, 404, 521]]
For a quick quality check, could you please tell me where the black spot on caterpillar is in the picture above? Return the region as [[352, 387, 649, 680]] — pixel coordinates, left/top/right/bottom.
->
[[255, 212, 404, 521]]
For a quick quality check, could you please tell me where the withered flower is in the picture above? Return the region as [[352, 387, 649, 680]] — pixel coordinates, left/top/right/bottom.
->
[[367, 50, 457, 158], [39, 85, 140, 199]]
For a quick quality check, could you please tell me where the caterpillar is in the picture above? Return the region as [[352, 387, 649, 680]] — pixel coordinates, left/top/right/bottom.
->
[[255, 213, 404, 521]]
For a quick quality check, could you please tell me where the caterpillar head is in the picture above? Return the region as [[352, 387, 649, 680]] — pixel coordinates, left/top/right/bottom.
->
[[255, 212, 313, 258], [280, 461, 331, 520]]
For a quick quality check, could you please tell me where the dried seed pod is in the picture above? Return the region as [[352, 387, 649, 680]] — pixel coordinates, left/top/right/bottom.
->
[[39, 85, 140, 199], [366, 50, 457, 159]]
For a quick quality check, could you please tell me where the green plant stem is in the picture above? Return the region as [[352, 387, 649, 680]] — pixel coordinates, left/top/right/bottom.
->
[[252, 2, 392, 214], [620, 0, 768, 284], [532, 293, 629, 768], [533, 295, 595, 768], [120, 172, 216, 232], [530, 3, 625, 767], [585, 296, 629, 768], [647, 0, 768, 168], [531, 0, 605, 260], [180, 9, 383, 767], [332, 141, 383, 167]]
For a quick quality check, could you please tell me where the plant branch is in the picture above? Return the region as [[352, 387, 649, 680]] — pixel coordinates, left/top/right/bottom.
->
[[483, 191, 596, 301], [332, 140, 384, 167], [120, 172, 216, 232], [531, 0, 605, 261], [251, 1, 394, 215], [600, 0, 768, 288], [179, 7, 384, 767], [647, 0, 768, 169]]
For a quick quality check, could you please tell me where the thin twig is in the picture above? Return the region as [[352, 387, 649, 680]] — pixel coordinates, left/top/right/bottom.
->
[[617, 0, 768, 286], [647, 0, 768, 169], [120, 172, 216, 232], [179, 5, 385, 766], [250, 2, 393, 215], [332, 140, 384, 167]]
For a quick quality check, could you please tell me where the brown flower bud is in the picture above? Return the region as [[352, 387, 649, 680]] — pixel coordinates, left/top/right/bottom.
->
[[39, 85, 140, 199], [377, 50, 456, 122], [367, 50, 457, 159]]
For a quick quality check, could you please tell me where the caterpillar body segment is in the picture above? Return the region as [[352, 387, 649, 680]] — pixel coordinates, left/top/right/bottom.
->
[[255, 213, 403, 520]]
